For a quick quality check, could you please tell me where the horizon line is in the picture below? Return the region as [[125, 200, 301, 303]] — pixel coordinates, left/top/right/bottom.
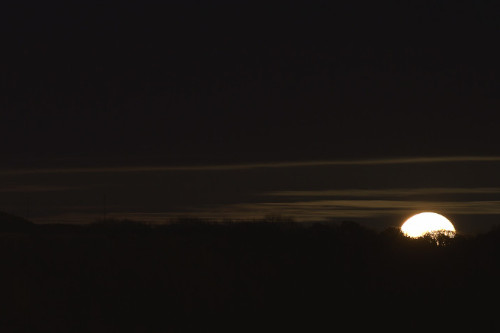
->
[[1, 155, 500, 175]]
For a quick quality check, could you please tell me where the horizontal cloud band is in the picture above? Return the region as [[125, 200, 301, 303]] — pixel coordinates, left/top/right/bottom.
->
[[266, 188, 500, 197], [2, 156, 500, 175]]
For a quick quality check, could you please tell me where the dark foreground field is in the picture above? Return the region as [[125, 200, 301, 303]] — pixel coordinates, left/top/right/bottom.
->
[[1, 218, 500, 332]]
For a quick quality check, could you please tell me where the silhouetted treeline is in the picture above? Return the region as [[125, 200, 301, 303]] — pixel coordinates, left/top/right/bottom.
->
[[1, 217, 500, 332]]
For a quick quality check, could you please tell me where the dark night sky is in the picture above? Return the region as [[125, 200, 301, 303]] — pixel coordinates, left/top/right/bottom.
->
[[2, 0, 500, 232]]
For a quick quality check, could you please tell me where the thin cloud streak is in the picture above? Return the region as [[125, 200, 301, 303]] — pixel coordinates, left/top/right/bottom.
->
[[190, 199, 500, 221], [101, 200, 500, 223], [267, 188, 500, 197], [0, 185, 88, 192], [2, 156, 500, 175], [31, 199, 500, 224]]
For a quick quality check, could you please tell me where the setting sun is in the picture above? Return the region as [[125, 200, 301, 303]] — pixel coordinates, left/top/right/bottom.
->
[[401, 212, 456, 238]]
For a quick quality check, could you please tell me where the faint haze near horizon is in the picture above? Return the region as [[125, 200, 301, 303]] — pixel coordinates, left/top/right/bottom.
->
[[2, 156, 500, 234]]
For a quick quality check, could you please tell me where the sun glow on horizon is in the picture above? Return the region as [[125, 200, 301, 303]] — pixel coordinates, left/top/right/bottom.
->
[[401, 212, 456, 238]]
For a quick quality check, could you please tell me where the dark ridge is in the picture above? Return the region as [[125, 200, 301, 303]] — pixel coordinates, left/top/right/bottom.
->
[[0, 211, 34, 232], [1, 219, 499, 332]]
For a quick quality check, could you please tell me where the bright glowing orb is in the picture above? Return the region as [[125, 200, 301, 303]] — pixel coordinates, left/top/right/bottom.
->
[[401, 212, 456, 238]]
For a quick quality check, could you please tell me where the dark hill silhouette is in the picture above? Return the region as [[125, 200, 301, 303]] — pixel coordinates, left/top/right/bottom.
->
[[0, 211, 34, 232], [1, 218, 499, 332]]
